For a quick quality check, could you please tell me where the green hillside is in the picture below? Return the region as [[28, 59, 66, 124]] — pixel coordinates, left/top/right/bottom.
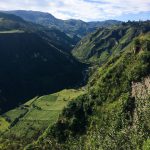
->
[[72, 21, 150, 64], [29, 26, 150, 149], [0, 19, 150, 150], [0, 89, 85, 149]]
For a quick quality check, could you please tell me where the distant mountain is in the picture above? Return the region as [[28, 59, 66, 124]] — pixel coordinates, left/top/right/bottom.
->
[[0, 12, 85, 113], [72, 21, 150, 64], [0, 12, 78, 52], [5, 10, 121, 39]]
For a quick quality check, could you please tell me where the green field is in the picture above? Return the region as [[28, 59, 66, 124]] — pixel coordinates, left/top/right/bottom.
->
[[4, 107, 28, 122], [0, 117, 10, 133], [0, 30, 24, 34], [0, 89, 85, 149]]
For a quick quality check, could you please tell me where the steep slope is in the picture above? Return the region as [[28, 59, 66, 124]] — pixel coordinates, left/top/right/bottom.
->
[[5, 10, 121, 40], [0, 12, 85, 113], [0, 20, 149, 150], [72, 21, 150, 64], [30, 26, 150, 149]]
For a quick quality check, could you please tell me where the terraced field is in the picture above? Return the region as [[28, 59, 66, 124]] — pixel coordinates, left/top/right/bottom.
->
[[0, 89, 85, 148]]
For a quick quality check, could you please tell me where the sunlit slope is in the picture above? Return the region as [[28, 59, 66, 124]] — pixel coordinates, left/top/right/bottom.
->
[[31, 31, 150, 150], [72, 21, 150, 64], [0, 89, 85, 149]]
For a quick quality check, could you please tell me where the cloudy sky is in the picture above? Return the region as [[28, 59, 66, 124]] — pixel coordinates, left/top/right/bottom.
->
[[0, 0, 150, 21]]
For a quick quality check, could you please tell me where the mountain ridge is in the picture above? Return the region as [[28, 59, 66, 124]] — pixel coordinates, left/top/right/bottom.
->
[[4, 10, 121, 40], [72, 21, 150, 64]]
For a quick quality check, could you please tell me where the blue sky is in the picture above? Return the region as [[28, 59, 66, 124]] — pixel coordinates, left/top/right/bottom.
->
[[0, 0, 150, 21]]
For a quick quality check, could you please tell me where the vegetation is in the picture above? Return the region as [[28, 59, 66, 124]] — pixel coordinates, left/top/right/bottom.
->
[[72, 21, 150, 64], [30, 27, 150, 149], [0, 117, 10, 133], [0, 17, 150, 150], [0, 89, 84, 149], [6, 10, 121, 40], [0, 12, 86, 113]]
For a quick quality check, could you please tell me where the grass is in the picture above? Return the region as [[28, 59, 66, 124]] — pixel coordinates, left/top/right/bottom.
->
[[4, 107, 28, 122], [0, 88, 85, 149], [0, 117, 10, 133], [23, 109, 60, 121], [5, 120, 49, 139], [24, 97, 39, 106]]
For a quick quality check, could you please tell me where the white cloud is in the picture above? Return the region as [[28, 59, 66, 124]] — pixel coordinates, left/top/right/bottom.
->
[[0, 0, 150, 21]]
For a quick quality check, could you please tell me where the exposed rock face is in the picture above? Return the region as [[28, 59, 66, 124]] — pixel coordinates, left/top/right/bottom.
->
[[132, 76, 150, 99], [131, 76, 150, 132]]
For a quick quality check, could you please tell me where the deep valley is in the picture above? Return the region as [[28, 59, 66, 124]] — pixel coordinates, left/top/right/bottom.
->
[[0, 10, 150, 150]]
